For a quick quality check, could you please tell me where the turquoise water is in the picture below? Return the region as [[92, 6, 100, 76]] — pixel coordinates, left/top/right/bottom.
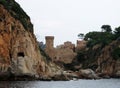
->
[[0, 79, 119, 88]]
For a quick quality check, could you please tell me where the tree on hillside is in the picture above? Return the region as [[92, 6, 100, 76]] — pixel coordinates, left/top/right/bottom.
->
[[84, 25, 114, 47], [101, 25, 112, 33], [84, 31, 104, 47], [84, 31, 100, 41], [114, 26, 120, 39]]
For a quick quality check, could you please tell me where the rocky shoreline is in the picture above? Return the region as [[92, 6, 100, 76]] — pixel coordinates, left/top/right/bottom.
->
[[0, 69, 119, 81]]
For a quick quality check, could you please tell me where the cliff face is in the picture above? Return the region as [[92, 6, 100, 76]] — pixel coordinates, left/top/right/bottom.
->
[[0, 5, 38, 75], [80, 39, 120, 77], [96, 39, 120, 77], [71, 37, 120, 77], [0, 0, 48, 77], [0, 0, 63, 80]]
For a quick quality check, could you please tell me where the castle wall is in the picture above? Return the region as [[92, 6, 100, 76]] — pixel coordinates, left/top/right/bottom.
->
[[45, 37, 76, 64]]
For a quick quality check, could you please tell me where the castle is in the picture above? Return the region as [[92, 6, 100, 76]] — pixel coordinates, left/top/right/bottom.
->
[[44, 36, 86, 64]]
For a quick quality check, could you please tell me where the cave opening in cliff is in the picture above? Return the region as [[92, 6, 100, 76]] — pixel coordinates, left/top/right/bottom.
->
[[17, 52, 25, 57]]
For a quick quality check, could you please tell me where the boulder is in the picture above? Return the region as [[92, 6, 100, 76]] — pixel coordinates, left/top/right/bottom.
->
[[79, 69, 99, 79]]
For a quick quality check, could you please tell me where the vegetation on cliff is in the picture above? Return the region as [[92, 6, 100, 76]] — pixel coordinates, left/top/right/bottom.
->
[[84, 25, 120, 47], [0, 0, 33, 32], [75, 25, 120, 70]]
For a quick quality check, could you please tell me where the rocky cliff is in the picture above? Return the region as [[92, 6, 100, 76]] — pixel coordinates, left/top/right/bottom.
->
[[96, 39, 120, 77], [0, 0, 42, 76], [0, 0, 62, 80], [73, 39, 120, 78]]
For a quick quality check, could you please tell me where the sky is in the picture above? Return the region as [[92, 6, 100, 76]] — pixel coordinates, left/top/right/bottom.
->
[[15, 0, 120, 46]]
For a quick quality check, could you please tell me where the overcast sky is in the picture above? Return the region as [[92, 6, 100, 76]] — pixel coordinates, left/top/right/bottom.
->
[[15, 0, 120, 46]]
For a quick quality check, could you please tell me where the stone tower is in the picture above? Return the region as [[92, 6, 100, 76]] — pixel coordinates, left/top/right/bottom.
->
[[45, 36, 55, 60], [45, 36, 54, 49]]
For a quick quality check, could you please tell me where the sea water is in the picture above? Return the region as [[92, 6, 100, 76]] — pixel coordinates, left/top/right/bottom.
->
[[0, 79, 119, 88]]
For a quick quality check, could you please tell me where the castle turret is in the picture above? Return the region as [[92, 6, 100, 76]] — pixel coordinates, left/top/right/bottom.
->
[[45, 36, 54, 49], [45, 36, 55, 61]]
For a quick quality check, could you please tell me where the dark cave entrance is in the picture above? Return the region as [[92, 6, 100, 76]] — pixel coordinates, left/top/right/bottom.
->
[[17, 52, 25, 57]]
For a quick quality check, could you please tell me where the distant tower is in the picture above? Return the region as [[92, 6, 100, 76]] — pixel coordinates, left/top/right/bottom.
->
[[45, 36, 54, 49], [45, 36, 55, 61]]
